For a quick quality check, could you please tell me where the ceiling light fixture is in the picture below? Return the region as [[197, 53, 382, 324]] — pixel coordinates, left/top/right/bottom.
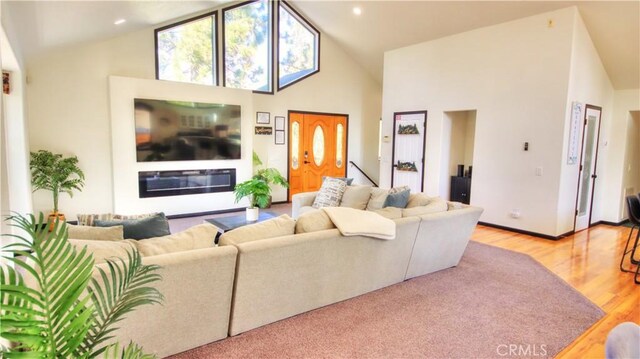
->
[[352, 7, 362, 16], [114, 19, 126, 25]]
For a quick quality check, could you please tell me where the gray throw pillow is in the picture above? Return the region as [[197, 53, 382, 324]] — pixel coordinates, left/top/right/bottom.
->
[[383, 189, 411, 208], [322, 176, 354, 185], [95, 212, 171, 240]]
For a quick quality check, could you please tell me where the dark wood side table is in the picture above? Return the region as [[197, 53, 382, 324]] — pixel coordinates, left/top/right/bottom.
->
[[205, 211, 277, 245]]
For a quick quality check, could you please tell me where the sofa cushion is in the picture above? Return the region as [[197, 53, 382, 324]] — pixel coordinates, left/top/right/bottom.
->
[[312, 178, 347, 208], [340, 185, 372, 210], [295, 209, 337, 234], [384, 189, 411, 208], [407, 193, 433, 208], [322, 176, 354, 185], [372, 207, 403, 219], [402, 198, 448, 217], [133, 223, 218, 256], [95, 212, 171, 240], [67, 223, 124, 241], [366, 187, 389, 211], [76, 212, 159, 226], [69, 238, 136, 264], [219, 215, 296, 246]]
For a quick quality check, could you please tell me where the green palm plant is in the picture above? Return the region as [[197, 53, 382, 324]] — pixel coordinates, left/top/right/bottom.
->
[[30, 150, 85, 214], [0, 213, 163, 358]]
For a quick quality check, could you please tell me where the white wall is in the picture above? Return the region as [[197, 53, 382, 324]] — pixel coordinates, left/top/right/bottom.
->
[[382, 7, 577, 236], [25, 6, 381, 220], [556, 11, 614, 234], [109, 76, 253, 215], [622, 111, 640, 217], [1, 20, 32, 240], [601, 89, 640, 222]]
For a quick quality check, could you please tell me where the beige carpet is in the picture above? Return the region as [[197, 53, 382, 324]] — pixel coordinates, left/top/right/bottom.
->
[[169, 242, 604, 359]]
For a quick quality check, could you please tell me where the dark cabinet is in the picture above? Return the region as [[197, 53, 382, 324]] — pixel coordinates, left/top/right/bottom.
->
[[450, 176, 471, 204]]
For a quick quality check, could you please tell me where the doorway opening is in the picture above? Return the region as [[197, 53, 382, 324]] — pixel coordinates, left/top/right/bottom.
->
[[622, 111, 640, 218], [288, 111, 348, 201], [574, 104, 602, 232], [442, 110, 476, 203]]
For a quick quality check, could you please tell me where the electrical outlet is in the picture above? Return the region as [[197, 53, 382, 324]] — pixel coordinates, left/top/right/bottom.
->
[[510, 209, 521, 219], [535, 167, 543, 176]]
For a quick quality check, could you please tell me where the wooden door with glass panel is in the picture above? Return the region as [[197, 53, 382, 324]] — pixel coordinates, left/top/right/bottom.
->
[[289, 112, 347, 201]]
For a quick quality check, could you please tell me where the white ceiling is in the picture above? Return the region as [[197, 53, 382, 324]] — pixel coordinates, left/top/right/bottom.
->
[[3, 0, 639, 89]]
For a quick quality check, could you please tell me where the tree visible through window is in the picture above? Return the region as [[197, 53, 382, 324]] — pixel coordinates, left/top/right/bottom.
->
[[156, 13, 216, 85], [223, 0, 272, 93], [278, 1, 319, 90]]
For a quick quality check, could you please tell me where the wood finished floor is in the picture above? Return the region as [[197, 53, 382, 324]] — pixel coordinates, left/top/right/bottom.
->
[[471, 224, 639, 358]]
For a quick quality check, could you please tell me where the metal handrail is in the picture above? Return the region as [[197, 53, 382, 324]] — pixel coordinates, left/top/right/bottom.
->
[[348, 161, 379, 187]]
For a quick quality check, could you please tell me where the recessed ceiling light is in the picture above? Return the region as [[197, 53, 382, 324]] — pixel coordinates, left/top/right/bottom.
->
[[114, 19, 126, 25], [352, 7, 362, 16]]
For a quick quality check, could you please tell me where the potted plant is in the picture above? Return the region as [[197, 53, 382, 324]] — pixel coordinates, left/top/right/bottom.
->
[[252, 152, 289, 207], [30, 150, 85, 227], [234, 152, 289, 221], [0, 213, 163, 358], [234, 177, 271, 221]]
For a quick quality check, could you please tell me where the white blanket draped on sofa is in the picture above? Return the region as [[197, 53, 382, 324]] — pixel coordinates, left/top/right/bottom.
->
[[322, 207, 396, 240]]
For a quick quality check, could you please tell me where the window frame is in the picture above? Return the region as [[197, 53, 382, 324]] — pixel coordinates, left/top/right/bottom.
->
[[277, 0, 321, 92], [154, 10, 219, 86], [222, 0, 275, 95]]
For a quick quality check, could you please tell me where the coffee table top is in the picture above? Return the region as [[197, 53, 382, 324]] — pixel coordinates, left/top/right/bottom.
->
[[205, 211, 277, 232]]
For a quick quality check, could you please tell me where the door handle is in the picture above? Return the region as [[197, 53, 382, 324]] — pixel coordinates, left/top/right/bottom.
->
[[304, 161, 310, 164], [591, 174, 598, 179]]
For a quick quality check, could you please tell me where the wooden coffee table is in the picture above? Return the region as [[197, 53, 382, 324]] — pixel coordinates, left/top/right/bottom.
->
[[205, 211, 277, 244]]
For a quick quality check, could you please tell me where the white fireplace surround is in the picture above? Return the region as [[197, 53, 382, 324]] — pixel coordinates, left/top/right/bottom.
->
[[108, 76, 254, 216]]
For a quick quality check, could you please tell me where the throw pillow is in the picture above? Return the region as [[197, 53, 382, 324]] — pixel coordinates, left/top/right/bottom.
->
[[295, 209, 337, 234], [402, 198, 448, 217], [67, 224, 124, 241], [372, 207, 403, 219], [76, 212, 159, 226], [340, 185, 372, 210], [406, 193, 433, 208], [322, 176, 354, 185], [95, 212, 171, 240], [312, 178, 347, 209], [366, 187, 389, 211], [133, 223, 218, 257], [68, 239, 136, 264], [219, 214, 296, 246], [383, 189, 410, 208]]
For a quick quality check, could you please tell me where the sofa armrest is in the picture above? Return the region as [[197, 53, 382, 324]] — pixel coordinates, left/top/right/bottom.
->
[[291, 191, 319, 219]]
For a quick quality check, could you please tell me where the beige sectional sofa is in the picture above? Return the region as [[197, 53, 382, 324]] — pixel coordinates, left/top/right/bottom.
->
[[68, 188, 482, 355], [219, 190, 483, 336]]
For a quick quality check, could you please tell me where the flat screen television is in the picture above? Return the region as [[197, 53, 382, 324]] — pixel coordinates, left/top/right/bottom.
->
[[134, 98, 241, 162]]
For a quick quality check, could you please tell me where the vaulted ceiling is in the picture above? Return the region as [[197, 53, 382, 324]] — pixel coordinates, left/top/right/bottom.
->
[[3, 1, 638, 89]]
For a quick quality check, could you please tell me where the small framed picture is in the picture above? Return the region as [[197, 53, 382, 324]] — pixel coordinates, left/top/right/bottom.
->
[[255, 126, 273, 135], [2, 71, 10, 95], [256, 112, 270, 124], [275, 130, 285, 145], [275, 116, 285, 131]]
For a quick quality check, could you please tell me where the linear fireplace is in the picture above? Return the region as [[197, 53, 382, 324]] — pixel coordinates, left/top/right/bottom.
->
[[138, 169, 236, 198]]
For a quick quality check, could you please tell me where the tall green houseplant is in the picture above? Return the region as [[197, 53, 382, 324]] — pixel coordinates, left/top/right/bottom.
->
[[30, 150, 85, 215], [0, 213, 163, 358]]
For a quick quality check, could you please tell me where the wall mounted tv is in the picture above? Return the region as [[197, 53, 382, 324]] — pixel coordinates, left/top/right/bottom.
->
[[134, 98, 241, 162]]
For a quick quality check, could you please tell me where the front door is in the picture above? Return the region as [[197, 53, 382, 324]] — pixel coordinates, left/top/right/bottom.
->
[[575, 105, 602, 231], [391, 111, 427, 192], [289, 112, 348, 200]]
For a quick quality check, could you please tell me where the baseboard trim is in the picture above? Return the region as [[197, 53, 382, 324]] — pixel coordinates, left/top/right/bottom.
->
[[477, 222, 570, 241], [594, 219, 629, 227], [166, 207, 244, 220]]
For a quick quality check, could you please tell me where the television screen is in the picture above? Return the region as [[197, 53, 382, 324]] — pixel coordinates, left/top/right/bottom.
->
[[134, 98, 241, 162]]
